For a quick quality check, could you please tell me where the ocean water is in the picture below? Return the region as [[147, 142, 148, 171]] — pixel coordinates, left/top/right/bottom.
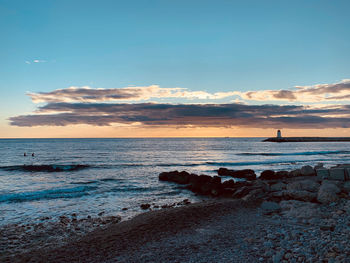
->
[[1, 138, 350, 226]]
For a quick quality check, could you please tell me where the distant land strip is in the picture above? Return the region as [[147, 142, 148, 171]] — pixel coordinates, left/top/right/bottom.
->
[[263, 137, 350, 142]]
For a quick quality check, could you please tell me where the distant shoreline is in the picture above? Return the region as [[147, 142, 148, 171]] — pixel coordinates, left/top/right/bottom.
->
[[263, 137, 350, 142]]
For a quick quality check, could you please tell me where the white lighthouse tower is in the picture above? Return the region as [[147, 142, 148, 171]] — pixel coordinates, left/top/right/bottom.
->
[[277, 130, 282, 139]]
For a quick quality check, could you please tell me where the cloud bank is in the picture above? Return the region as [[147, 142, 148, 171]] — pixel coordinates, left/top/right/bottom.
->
[[237, 79, 350, 102], [27, 79, 350, 104], [11, 79, 350, 129], [28, 85, 237, 103], [9, 102, 350, 129]]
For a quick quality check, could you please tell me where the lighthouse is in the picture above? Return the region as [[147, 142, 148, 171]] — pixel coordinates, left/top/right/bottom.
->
[[277, 130, 282, 139]]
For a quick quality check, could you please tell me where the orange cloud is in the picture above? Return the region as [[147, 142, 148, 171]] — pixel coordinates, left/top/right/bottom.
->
[[237, 79, 350, 102], [28, 85, 237, 103]]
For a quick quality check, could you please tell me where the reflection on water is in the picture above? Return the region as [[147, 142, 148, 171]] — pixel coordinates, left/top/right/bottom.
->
[[0, 138, 350, 225]]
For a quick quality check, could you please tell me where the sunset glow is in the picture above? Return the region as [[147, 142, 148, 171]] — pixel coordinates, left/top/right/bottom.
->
[[1, 1, 350, 138]]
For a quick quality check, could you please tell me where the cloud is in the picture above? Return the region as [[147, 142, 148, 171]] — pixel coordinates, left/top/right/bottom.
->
[[237, 79, 350, 103], [27, 85, 238, 103], [27, 79, 350, 104], [9, 102, 350, 129], [33, 59, 46, 63], [25, 59, 47, 64]]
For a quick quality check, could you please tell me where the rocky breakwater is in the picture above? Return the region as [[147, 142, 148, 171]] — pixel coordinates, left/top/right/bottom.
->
[[159, 164, 350, 204], [159, 165, 350, 261]]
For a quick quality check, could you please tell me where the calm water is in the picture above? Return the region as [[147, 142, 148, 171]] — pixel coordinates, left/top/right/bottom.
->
[[1, 138, 350, 225]]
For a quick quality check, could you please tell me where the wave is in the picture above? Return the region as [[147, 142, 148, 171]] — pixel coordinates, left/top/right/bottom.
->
[[110, 185, 162, 193], [205, 159, 315, 167], [238, 150, 350, 156], [0, 164, 90, 172], [0, 186, 97, 203]]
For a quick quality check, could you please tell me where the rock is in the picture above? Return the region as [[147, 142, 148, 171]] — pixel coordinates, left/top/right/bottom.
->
[[270, 182, 287, 191], [221, 188, 236, 197], [242, 188, 265, 202], [261, 201, 281, 214], [232, 186, 251, 199], [282, 190, 317, 202], [218, 168, 256, 180], [300, 165, 315, 176], [317, 181, 341, 204], [275, 171, 289, 178], [211, 176, 221, 184], [59, 216, 70, 225], [217, 167, 228, 176], [316, 168, 329, 180], [222, 179, 235, 188], [159, 170, 190, 184], [140, 203, 151, 210], [280, 200, 321, 219], [314, 163, 324, 170], [342, 181, 350, 193], [188, 174, 223, 196], [252, 179, 270, 192], [345, 168, 350, 181], [329, 168, 345, 181], [286, 180, 320, 192], [289, 169, 301, 177], [183, 199, 191, 205], [260, 170, 276, 180]]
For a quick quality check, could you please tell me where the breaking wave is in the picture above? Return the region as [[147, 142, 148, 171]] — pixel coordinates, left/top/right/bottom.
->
[[0, 186, 97, 203], [238, 150, 350, 156], [0, 164, 90, 172]]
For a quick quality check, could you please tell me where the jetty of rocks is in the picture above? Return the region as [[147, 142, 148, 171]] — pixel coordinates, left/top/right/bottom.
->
[[159, 164, 350, 204], [263, 137, 350, 142]]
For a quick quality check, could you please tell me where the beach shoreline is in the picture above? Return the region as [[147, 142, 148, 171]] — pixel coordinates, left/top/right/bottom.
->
[[3, 163, 350, 262]]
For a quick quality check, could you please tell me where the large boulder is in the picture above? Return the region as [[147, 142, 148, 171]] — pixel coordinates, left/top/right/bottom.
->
[[314, 163, 324, 170], [329, 168, 346, 181], [289, 169, 301, 178], [252, 180, 270, 192], [270, 182, 287, 191], [275, 170, 289, 178], [189, 174, 213, 192], [343, 181, 350, 193], [286, 179, 320, 192], [300, 165, 315, 176], [188, 174, 223, 196], [159, 171, 190, 184], [345, 168, 350, 181], [260, 170, 277, 180], [242, 188, 265, 202], [231, 186, 252, 199], [218, 168, 256, 180], [317, 181, 341, 204], [282, 190, 317, 202], [217, 167, 230, 176], [222, 179, 235, 188], [316, 168, 329, 180]]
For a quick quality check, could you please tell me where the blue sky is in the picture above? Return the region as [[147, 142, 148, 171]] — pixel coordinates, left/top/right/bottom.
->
[[1, 0, 350, 137]]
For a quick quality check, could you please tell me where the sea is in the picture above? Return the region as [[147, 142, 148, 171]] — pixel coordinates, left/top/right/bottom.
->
[[1, 138, 350, 226]]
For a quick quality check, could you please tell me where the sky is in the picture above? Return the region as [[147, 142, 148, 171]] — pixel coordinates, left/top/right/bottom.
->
[[1, 0, 350, 138]]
